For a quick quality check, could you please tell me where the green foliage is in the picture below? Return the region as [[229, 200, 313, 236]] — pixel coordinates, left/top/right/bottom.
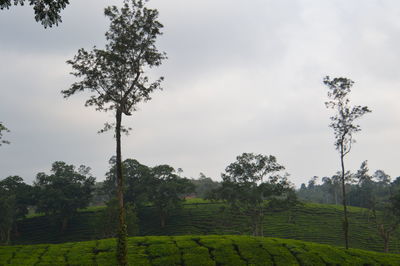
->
[[0, 0, 69, 28], [62, 0, 166, 117], [33, 161, 95, 232], [0, 176, 32, 244], [103, 158, 152, 205], [0, 122, 10, 146], [190, 173, 221, 199], [2, 235, 400, 265], [297, 162, 399, 209], [324, 76, 371, 154], [148, 165, 195, 228], [211, 153, 295, 236], [96, 198, 139, 238], [104, 158, 195, 228]]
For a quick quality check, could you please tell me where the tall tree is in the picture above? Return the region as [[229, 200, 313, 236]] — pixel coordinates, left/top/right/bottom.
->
[[0, 0, 69, 28], [324, 76, 371, 249], [211, 153, 293, 236], [62, 1, 166, 264], [0, 122, 10, 146], [34, 161, 95, 232]]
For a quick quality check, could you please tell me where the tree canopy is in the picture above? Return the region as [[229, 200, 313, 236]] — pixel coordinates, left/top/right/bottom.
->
[[34, 161, 95, 232], [0, 122, 10, 146], [211, 153, 295, 236], [103, 157, 152, 206], [0, 176, 31, 244], [147, 164, 195, 228], [104, 158, 195, 228], [0, 0, 69, 27]]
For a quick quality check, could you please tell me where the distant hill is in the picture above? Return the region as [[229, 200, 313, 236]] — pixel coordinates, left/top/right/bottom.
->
[[2, 235, 400, 265], [12, 200, 400, 253]]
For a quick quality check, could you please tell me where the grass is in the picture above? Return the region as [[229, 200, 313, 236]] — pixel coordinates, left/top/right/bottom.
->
[[11, 201, 400, 253], [1, 235, 400, 265]]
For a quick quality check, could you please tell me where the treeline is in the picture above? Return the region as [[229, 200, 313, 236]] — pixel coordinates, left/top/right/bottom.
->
[[0, 162, 95, 244], [0, 159, 220, 244], [1, 152, 299, 244], [297, 161, 399, 208], [297, 161, 400, 252]]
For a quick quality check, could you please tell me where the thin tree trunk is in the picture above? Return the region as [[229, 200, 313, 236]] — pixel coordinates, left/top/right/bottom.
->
[[61, 217, 68, 233], [6, 228, 11, 245], [13, 222, 20, 237], [160, 211, 166, 228], [116, 109, 127, 266], [340, 153, 349, 249], [383, 235, 389, 253]]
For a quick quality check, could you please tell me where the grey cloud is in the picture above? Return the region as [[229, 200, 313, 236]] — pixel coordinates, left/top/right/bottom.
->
[[1, 0, 400, 187]]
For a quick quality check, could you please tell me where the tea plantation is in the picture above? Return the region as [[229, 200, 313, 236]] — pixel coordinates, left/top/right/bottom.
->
[[2, 235, 400, 265], [12, 201, 400, 253]]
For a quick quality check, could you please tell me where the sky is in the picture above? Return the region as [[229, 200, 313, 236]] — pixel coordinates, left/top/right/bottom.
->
[[1, 0, 400, 187]]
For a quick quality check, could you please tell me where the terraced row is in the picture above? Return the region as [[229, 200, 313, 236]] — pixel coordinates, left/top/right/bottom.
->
[[12, 202, 400, 253], [2, 235, 400, 265]]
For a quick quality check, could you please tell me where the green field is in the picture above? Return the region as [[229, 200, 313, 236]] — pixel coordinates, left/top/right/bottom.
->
[[1, 235, 400, 265], [12, 201, 400, 253]]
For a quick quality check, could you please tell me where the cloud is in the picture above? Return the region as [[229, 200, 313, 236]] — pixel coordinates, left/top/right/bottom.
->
[[1, 0, 400, 186]]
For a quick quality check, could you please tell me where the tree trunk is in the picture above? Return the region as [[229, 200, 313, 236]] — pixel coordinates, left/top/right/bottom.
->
[[61, 217, 68, 233], [334, 190, 338, 205], [340, 153, 349, 249], [13, 222, 20, 237], [6, 228, 11, 245], [383, 235, 389, 253], [251, 212, 257, 236], [160, 211, 166, 228], [115, 109, 127, 266]]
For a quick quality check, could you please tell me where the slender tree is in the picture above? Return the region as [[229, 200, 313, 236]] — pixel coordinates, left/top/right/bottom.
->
[[324, 76, 371, 249], [62, 1, 166, 264], [0, 122, 10, 146], [0, 0, 69, 27]]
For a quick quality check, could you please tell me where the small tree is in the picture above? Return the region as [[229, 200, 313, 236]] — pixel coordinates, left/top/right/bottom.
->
[[62, 1, 166, 263], [372, 190, 400, 253], [324, 76, 371, 249], [0, 122, 10, 146], [0, 0, 69, 27], [147, 165, 195, 228], [211, 153, 293, 236], [34, 161, 95, 232], [191, 173, 221, 199]]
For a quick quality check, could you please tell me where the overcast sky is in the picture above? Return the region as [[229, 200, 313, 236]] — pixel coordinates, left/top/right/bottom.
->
[[1, 0, 400, 187]]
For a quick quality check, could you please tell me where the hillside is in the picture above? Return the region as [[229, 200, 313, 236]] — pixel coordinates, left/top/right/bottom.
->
[[1, 235, 400, 265], [12, 201, 400, 253]]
